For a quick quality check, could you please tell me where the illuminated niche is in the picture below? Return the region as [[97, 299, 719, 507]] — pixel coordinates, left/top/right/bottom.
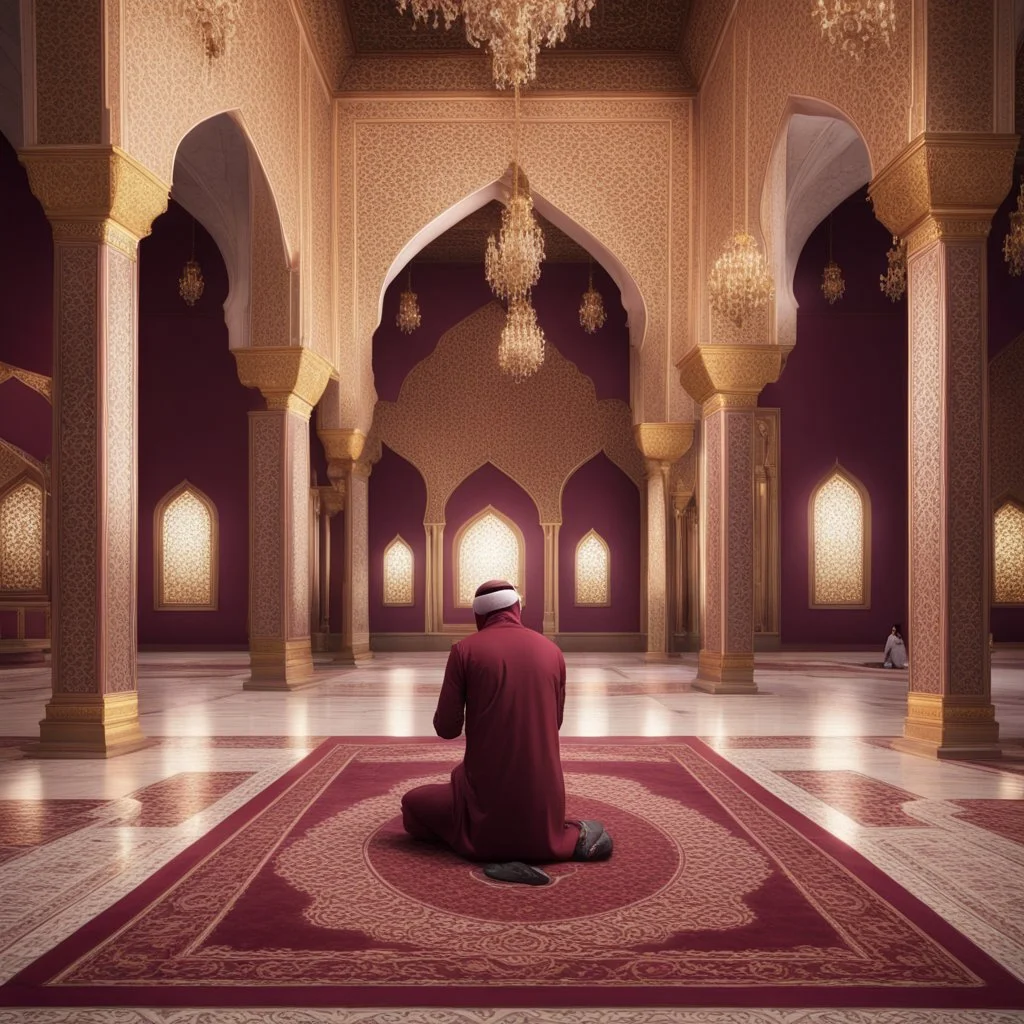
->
[[383, 535, 415, 606], [154, 481, 218, 611], [575, 529, 610, 606], [808, 465, 871, 608], [993, 499, 1024, 604], [454, 506, 524, 607], [0, 475, 45, 593]]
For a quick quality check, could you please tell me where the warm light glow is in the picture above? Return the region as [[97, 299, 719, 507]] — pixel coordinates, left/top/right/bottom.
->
[[160, 486, 214, 608], [994, 502, 1024, 604], [812, 0, 896, 60], [396, 271, 422, 334], [578, 266, 607, 334], [383, 536, 415, 606], [178, 258, 205, 306], [812, 472, 865, 605], [485, 189, 545, 303], [575, 529, 610, 606], [0, 479, 43, 592], [708, 232, 774, 327], [456, 510, 522, 606], [498, 296, 546, 382], [820, 260, 846, 304]]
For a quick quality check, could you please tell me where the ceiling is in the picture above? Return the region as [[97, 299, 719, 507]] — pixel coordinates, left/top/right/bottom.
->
[[414, 200, 590, 263], [341, 0, 692, 56]]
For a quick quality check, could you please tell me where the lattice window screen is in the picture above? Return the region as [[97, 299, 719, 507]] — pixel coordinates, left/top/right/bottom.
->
[[0, 480, 44, 591], [575, 529, 610, 606], [994, 501, 1024, 604], [159, 486, 215, 609], [811, 471, 865, 606], [456, 511, 522, 606], [383, 536, 414, 606]]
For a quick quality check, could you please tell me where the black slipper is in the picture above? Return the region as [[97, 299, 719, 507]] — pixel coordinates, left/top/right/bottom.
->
[[574, 819, 614, 861], [483, 861, 551, 885]]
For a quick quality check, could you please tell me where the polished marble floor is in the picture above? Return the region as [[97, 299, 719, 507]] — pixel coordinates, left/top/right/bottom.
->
[[1, 650, 1024, 1023]]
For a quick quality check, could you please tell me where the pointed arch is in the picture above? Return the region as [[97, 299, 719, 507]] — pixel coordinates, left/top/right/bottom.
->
[[382, 534, 415, 607], [807, 464, 871, 608], [154, 480, 219, 611], [453, 505, 525, 608], [381, 164, 647, 355], [0, 470, 46, 595], [993, 496, 1024, 606], [575, 529, 611, 608]]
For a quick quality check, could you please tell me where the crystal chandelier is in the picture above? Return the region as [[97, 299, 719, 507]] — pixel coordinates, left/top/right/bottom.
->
[[179, 0, 239, 60], [578, 260, 606, 333], [1003, 178, 1024, 278], [812, 1, 896, 60], [820, 215, 845, 304], [395, 0, 597, 89], [395, 269, 421, 333], [178, 217, 205, 307], [879, 234, 907, 301], [498, 297, 546, 383]]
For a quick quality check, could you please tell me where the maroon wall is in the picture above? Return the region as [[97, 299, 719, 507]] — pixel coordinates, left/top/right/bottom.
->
[[558, 453, 641, 633], [0, 135, 53, 461], [760, 187, 908, 646], [137, 200, 262, 646], [369, 445, 427, 632], [443, 463, 544, 633]]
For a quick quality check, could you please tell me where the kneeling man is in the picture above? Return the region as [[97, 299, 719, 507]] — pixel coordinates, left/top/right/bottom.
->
[[401, 579, 612, 885]]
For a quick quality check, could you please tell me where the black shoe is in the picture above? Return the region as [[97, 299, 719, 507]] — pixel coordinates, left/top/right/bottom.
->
[[483, 861, 552, 885], [574, 819, 613, 861]]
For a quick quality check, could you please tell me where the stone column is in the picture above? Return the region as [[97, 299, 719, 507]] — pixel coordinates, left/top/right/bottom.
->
[[677, 346, 787, 693], [312, 484, 343, 651], [423, 522, 444, 633], [672, 486, 693, 645], [870, 134, 1017, 757], [19, 148, 168, 756], [541, 523, 560, 638], [235, 348, 333, 690], [634, 423, 695, 661]]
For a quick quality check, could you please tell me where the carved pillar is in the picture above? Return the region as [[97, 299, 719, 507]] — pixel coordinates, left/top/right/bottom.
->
[[313, 484, 343, 651], [753, 409, 781, 641], [870, 134, 1017, 757], [542, 523, 560, 638], [18, 148, 167, 756], [634, 423, 695, 660], [678, 345, 787, 693], [235, 348, 333, 689], [423, 522, 444, 633], [309, 484, 321, 650], [672, 487, 693, 643]]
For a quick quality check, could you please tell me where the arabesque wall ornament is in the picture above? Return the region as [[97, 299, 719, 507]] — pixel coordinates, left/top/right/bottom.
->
[[1003, 178, 1024, 278], [812, 1, 896, 61]]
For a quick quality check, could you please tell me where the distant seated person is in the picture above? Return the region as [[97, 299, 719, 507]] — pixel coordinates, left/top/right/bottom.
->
[[401, 579, 612, 886], [883, 623, 907, 669]]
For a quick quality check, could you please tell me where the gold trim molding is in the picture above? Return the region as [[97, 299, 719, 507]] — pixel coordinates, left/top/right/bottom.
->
[[19, 146, 170, 253], [893, 692, 1000, 759], [245, 638, 317, 690], [234, 347, 334, 418], [868, 133, 1018, 245], [633, 422, 695, 464], [676, 344, 789, 410], [318, 427, 367, 463], [691, 651, 757, 694], [33, 692, 149, 759]]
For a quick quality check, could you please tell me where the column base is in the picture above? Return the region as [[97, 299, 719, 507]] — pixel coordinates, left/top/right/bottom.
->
[[893, 692, 1001, 759], [333, 642, 373, 667], [244, 638, 317, 691], [32, 692, 151, 759], [691, 650, 758, 694]]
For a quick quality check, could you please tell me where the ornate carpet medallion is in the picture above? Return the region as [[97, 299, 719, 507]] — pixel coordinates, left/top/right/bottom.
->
[[1, 738, 1022, 1009]]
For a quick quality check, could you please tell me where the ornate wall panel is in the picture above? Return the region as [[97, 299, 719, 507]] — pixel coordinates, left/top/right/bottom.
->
[[250, 168, 292, 348], [104, 248, 137, 692], [250, 415, 284, 638], [337, 96, 693, 429], [809, 470, 868, 607], [383, 536, 414, 607], [0, 479, 44, 592], [366, 302, 643, 525], [994, 501, 1024, 605], [309, 70, 333, 362], [724, 410, 753, 651], [295, 0, 353, 88], [0, 448, 31, 494], [703, 412, 722, 652], [990, 334, 1024, 508], [924, 3, 994, 133], [289, 415, 310, 638], [156, 486, 216, 609], [455, 509, 523, 606], [0, 363, 52, 403], [575, 529, 611, 607]]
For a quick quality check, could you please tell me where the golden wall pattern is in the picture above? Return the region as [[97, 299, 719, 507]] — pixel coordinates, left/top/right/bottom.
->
[[158, 488, 215, 608], [810, 472, 865, 606], [366, 302, 644, 525], [456, 511, 522, 606], [576, 530, 611, 607], [0, 480, 44, 592], [990, 334, 1024, 508], [993, 501, 1024, 605], [383, 537, 414, 607]]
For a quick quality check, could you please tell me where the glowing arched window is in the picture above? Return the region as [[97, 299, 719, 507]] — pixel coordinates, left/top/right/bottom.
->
[[383, 535, 415, 606], [575, 529, 610, 606], [454, 506, 524, 607], [0, 476, 44, 593], [808, 466, 871, 608], [154, 482, 218, 611], [994, 500, 1024, 604]]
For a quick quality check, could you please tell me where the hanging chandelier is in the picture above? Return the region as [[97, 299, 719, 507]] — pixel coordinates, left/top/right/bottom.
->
[[498, 297, 546, 383], [1003, 178, 1024, 278], [395, 269, 422, 333], [812, 1, 896, 60], [879, 234, 907, 301], [820, 215, 846, 304], [178, 217, 205, 306], [578, 260, 607, 333], [395, 0, 597, 89], [179, 0, 239, 61]]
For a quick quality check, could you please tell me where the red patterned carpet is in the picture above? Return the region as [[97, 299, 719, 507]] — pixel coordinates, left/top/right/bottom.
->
[[2, 737, 1022, 1010]]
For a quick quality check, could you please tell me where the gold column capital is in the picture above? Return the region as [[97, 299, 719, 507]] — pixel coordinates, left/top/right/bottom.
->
[[318, 427, 366, 463], [19, 145, 170, 256], [868, 132, 1018, 246], [676, 344, 789, 412], [233, 347, 333, 418], [318, 484, 345, 517], [633, 421, 695, 464]]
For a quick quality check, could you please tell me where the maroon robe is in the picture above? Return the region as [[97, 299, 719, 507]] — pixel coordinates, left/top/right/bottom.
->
[[401, 605, 579, 863]]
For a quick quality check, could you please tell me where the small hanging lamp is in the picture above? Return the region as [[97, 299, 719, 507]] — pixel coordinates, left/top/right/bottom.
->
[[879, 234, 907, 301], [820, 214, 845, 305], [178, 216, 205, 307], [579, 257, 607, 334], [395, 268, 422, 334]]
